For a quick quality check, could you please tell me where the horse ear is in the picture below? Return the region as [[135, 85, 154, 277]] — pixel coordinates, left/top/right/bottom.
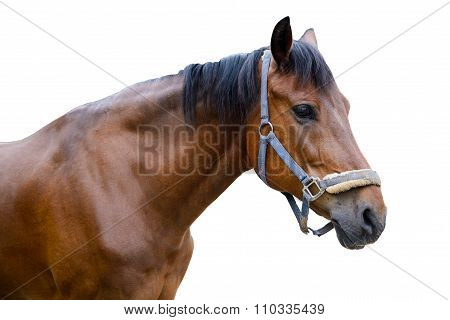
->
[[270, 16, 293, 68], [300, 28, 318, 48]]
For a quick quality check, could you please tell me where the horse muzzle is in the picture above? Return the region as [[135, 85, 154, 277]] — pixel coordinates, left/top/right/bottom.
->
[[331, 193, 387, 249]]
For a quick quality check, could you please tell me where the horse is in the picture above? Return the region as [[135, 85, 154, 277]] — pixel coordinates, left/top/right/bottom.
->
[[0, 17, 386, 299]]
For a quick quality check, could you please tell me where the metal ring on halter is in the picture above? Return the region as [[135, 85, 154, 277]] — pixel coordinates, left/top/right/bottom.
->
[[259, 121, 274, 137]]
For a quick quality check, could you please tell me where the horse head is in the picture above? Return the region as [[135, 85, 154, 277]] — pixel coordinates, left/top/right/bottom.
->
[[246, 17, 386, 249]]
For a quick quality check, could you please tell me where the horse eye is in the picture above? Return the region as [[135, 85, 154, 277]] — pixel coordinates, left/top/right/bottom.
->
[[292, 104, 316, 120]]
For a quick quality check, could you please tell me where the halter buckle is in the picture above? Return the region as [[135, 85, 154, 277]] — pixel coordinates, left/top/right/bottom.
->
[[303, 177, 325, 201]]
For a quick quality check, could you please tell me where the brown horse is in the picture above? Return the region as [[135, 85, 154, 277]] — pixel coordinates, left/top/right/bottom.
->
[[0, 17, 386, 299]]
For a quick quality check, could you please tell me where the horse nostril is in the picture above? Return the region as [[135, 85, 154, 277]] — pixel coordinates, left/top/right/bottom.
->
[[361, 208, 374, 235]]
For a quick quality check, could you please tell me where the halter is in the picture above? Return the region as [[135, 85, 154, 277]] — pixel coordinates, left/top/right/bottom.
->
[[257, 50, 381, 237]]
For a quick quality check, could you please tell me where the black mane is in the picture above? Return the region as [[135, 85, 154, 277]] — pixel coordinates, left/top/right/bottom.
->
[[182, 41, 334, 124]]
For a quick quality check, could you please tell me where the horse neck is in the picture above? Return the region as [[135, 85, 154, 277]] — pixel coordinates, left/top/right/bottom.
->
[[129, 75, 252, 232]]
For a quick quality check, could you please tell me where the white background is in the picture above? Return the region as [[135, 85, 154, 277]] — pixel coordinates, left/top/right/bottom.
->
[[0, 0, 449, 319]]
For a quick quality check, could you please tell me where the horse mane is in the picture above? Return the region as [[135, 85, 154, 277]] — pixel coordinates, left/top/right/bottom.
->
[[182, 41, 334, 124]]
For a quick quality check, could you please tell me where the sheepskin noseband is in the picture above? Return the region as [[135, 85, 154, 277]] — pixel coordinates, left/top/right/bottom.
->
[[322, 169, 381, 194]]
